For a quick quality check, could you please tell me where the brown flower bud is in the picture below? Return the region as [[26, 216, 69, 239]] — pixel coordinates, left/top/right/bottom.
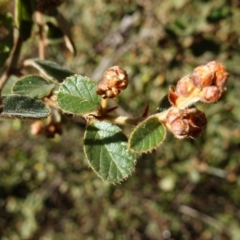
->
[[200, 86, 221, 103], [166, 108, 207, 139], [192, 61, 229, 90], [166, 108, 180, 124], [175, 75, 196, 97], [96, 66, 128, 98], [206, 61, 230, 88], [31, 121, 44, 135], [171, 118, 190, 138], [192, 64, 214, 88], [187, 110, 207, 128], [44, 122, 63, 138], [187, 110, 207, 138], [166, 109, 189, 138]]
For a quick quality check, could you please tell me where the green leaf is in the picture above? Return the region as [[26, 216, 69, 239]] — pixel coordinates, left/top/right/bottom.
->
[[128, 116, 166, 153], [2, 75, 19, 95], [0, 95, 50, 119], [84, 121, 136, 183], [12, 75, 55, 98], [16, 0, 33, 41], [24, 58, 75, 83], [57, 75, 100, 115], [0, 13, 14, 67]]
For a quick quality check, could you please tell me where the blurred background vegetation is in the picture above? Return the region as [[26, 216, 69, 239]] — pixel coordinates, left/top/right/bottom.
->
[[1, 0, 240, 239]]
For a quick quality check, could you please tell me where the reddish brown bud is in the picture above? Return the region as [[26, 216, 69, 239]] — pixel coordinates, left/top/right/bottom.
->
[[187, 110, 207, 138], [200, 86, 221, 103], [188, 110, 207, 128], [31, 120, 63, 138], [31, 121, 44, 135], [166, 108, 207, 139], [192, 61, 229, 90], [44, 122, 63, 138], [192, 64, 214, 88], [207, 61, 230, 88], [175, 75, 196, 97], [170, 118, 190, 138], [166, 109, 189, 138], [97, 66, 128, 98], [166, 108, 180, 124]]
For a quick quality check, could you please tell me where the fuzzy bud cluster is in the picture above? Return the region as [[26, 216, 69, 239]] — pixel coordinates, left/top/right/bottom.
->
[[165, 108, 207, 139], [168, 61, 230, 106], [31, 120, 62, 138], [96, 66, 129, 99], [163, 61, 229, 139]]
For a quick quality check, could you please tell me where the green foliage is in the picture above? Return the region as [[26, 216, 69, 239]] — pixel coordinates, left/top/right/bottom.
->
[[129, 116, 166, 153], [84, 121, 135, 183], [12, 75, 55, 98], [24, 58, 75, 83], [1, 1, 240, 240], [57, 75, 100, 115], [0, 95, 50, 119]]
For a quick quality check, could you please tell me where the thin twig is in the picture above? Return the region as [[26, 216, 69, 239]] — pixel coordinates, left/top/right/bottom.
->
[[35, 11, 45, 59], [0, 35, 23, 91], [103, 114, 145, 125]]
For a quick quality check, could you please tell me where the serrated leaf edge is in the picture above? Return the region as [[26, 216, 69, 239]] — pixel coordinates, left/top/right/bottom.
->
[[83, 121, 136, 184], [128, 117, 167, 154], [56, 75, 100, 115]]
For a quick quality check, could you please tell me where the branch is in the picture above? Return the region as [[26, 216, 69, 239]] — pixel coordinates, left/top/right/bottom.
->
[[0, 35, 22, 91], [35, 11, 45, 59]]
